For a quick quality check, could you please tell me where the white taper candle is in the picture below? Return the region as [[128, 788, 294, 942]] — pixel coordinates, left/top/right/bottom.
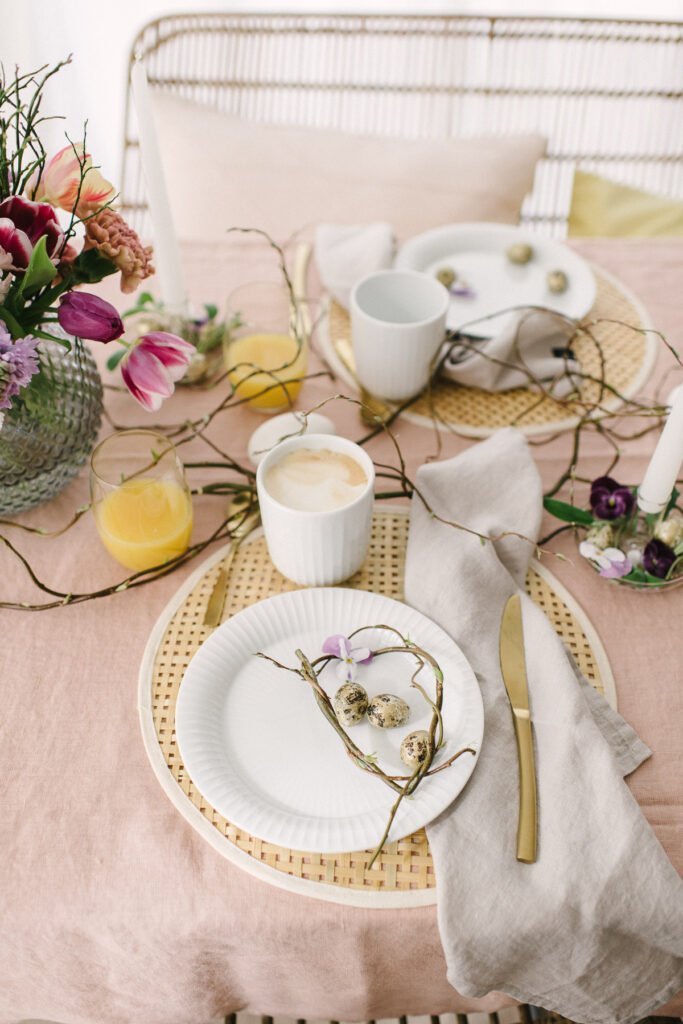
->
[[637, 386, 683, 514], [130, 58, 187, 315]]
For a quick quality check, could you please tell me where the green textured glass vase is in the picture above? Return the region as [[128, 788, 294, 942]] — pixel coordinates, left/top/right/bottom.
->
[[0, 334, 103, 515]]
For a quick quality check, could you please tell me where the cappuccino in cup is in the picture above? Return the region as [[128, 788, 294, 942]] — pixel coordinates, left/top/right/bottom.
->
[[265, 448, 368, 512], [256, 434, 375, 585]]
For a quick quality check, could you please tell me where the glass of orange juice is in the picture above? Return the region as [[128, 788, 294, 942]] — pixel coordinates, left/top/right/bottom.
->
[[90, 430, 193, 572], [224, 281, 308, 414]]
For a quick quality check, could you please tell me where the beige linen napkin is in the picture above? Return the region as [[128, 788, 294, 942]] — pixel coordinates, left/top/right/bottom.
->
[[315, 223, 395, 307], [441, 309, 580, 398], [404, 428, 683, 1024]]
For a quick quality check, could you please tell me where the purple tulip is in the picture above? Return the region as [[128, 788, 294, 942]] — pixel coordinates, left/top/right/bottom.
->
[[57, 292, 124, 342], [642, 539, 676, 579], [121, 331, 195, 411], [589, 476, 635, 520]]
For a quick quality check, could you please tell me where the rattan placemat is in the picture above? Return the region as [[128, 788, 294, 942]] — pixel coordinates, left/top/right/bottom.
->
[[321, 268, 655, 438], [138, 509, 614, 907]]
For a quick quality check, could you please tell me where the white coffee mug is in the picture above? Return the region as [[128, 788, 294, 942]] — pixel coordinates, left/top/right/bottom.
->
[[256, 434, 375, 586], [350, 269, 449, 402]]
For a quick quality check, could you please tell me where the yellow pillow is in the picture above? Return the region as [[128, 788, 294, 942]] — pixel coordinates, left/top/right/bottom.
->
[[568, 170, 683, 238]]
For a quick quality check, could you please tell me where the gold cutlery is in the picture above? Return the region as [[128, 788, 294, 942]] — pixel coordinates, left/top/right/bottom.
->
[[203, 495, 260, 628], [333, 335, 396, 427], [499, 593, 538, 863]]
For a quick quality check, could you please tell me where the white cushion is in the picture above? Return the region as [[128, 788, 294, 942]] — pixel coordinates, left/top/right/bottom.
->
[[150, 91, 546, 243]]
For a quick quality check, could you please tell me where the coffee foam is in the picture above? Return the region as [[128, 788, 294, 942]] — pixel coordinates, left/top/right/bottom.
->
[[265, 448, 368, 512]]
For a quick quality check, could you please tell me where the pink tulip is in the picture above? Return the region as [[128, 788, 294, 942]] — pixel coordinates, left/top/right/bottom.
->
[[120, 332, 194, 411], [26, 143, 116, 216]]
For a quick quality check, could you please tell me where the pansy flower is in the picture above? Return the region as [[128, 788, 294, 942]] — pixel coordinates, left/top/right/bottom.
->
[[322, 634, 373, 682], [589, 476, 635, 520], [579, 541, 634, 579]]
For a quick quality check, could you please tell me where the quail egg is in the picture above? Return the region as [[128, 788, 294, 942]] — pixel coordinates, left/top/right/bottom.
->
[[506, 242, 534, 265], [435, 267, 456, 289], [367, 693, 410, 729], [333, 683, 369, 727], [400, 730, 432, 769], [547, 269, 568, 294]]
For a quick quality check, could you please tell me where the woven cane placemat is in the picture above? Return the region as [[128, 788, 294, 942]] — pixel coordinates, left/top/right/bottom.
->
[[138, 508, 615, 908], [321, 268, 656, 438]]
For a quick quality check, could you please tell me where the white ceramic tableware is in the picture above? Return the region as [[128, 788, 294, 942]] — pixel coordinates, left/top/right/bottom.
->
[[256, 433, 374, 585], [247, 411, 336, 467], [350, 269, 450, 401], [175, 587, 484, 852], [395, 222, 597, 338]]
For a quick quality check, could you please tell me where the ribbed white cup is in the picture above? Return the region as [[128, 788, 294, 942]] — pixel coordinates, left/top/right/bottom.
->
[[256, 434, 375, 586], [350, 269, 450, 401]]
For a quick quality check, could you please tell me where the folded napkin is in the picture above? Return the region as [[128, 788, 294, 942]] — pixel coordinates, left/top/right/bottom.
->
[[442, 309, 580, 398], [404, 429, 683, 1024], [315, 222, 395, 308], [315, 223, 580, 396]]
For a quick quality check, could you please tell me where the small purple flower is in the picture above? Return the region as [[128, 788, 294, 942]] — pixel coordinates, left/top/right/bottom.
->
[[0, 322, 40, 410], [590, 476, 635, 520], [57, 291, 124, 343], [642, 539, 676, 579], [322, 633, 373, 682]]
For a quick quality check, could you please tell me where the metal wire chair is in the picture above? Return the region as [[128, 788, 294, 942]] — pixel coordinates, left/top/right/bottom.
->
[[121, 13, 683, 239], [118, 22, 683, 1024]]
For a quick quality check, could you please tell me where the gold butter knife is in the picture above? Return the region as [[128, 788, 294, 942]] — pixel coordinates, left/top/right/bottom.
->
[[203, 497, 260, 628], [499, 593, 538, 863]]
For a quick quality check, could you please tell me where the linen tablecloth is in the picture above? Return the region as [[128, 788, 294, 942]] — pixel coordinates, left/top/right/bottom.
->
[[1, 239, 682, 1024]]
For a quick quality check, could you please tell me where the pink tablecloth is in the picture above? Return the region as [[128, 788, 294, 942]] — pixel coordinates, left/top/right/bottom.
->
[[1, 239, 682, 1024]]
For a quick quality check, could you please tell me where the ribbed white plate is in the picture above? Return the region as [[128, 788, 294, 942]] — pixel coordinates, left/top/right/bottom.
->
[[395, 222, 597, 338], [176, 587, 483, 853]]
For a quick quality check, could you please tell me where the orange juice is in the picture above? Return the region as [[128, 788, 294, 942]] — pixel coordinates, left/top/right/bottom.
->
[[96, 478, 193, 571], [226, 332, 307, 412]]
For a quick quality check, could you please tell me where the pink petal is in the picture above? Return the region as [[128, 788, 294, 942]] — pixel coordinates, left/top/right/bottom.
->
[[351, 646, 372, 664], [121, 347, 173, 411], [322, 634, 347, 658]]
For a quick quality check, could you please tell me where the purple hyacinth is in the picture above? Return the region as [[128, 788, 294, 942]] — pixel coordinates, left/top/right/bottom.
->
[[642, 539, 676, 579], [0, 321, 40, 410], [589, 476, 635, 520]]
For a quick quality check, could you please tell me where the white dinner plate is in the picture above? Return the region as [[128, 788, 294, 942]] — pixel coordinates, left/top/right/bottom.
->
[[395, 222, 597, 338], [176, 587, 484, 853]]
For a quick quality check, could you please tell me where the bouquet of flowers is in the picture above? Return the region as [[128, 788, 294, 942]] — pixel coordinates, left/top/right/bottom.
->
[[0, 59, 193, 425]]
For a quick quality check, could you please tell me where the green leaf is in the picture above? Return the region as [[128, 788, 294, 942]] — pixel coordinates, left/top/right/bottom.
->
[[0, 304, 27, 338], [543, 497, 594, 526], [68, 248, 119, 286], [106, 347, 126, 372], [17, 236, 57, 298], [204, 302, 218, 321]]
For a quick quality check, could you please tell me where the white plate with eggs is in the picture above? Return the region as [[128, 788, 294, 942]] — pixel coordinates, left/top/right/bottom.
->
[[176, 587, 484, 853], [395, 222, 597, 338]]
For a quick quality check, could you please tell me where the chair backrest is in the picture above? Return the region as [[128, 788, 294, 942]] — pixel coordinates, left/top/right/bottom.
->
[[121, 12, 683, 239]]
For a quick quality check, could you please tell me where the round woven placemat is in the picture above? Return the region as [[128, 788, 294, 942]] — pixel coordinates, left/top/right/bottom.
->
[[323, 269, 655, 437], [139, 509, 614, 906]]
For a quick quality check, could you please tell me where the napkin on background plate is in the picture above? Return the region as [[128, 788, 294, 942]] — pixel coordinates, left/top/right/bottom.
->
[[315, 223, 581, 396], [314, 223, 395, 308], [404, 429, 683, 1024], [441, 309, 580, 398]]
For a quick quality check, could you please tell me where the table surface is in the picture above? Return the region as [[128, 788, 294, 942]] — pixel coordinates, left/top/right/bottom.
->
[[2, 238, 682, 1024]]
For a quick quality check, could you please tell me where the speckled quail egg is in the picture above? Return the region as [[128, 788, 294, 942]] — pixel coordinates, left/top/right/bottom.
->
[[547, 269, 569, 294], [367, 693, 410, 729], [435, 267, 456, 289], [333, 683, 369, 727], [506, 242, 534, 265], [400, 730, 432, 769]]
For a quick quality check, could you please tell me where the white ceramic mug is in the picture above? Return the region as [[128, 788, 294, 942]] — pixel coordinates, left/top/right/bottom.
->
[[350, 269, 450, 402], [256, 433, 375, 586]]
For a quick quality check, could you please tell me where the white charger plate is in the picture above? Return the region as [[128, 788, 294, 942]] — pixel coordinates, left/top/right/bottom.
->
[[176, 587, 484, 853], [395, 222, 597, 337]]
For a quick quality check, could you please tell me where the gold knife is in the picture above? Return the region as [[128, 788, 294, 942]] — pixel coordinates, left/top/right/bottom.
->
[[203, 499, 260, 628], [499, 593, 538, 864]]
